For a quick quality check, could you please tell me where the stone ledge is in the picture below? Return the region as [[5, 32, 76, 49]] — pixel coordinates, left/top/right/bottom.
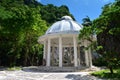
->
[[22, 66, 89, 72]]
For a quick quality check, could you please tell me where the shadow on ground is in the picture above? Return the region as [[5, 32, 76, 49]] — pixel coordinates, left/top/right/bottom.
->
[[0, 66, 7, 71], [65, 74, 101, 80]]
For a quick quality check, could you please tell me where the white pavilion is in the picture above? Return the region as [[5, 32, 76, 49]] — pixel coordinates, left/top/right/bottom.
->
[[38, 16, 92, 68]]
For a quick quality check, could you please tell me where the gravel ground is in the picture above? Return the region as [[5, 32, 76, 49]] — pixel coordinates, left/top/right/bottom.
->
[[0, 67, 106, 80]]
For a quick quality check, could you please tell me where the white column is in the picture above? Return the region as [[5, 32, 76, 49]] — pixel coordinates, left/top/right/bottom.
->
[[52, 46, 55, 66], [43, 41, 46, 59], [88, 44, 92, 67], [77, 46, 80, 66], [59, 36, 62, 67], [46, 38, 51, 66], [73, 36, 78, 67], [84, 41, 89, 66], [70, 47, 72, 64]]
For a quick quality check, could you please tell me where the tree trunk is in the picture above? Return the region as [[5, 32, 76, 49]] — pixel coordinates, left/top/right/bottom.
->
[[109, 66, 113, 74]]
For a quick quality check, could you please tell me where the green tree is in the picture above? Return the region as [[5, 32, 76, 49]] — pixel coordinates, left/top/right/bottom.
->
[[0, 0, 74, 66], [79, 16, 94, 42], [93, 1, 120, 74], [79, 0, 120, 74], [0, 0, 47, 66], [82, 16, 92, 27]]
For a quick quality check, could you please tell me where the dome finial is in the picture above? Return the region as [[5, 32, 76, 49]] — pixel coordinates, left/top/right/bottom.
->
[[61, 16, 73, 20]]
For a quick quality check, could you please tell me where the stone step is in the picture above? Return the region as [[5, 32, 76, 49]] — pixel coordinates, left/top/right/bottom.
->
[[22, 66, 88, 72]]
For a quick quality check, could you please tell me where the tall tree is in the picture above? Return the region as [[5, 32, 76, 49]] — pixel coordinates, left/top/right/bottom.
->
[[0, 0, 47, 66], [79, 16, 94, 42], [93, 0, 120, 74], [82, 16, 92, 27]]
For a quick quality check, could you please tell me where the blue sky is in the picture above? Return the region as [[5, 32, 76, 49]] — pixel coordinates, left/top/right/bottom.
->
[[37, 0, 114, 23]]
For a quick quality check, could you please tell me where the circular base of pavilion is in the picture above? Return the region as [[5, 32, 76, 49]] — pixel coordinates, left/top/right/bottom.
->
[[22, 66, 91, 72]]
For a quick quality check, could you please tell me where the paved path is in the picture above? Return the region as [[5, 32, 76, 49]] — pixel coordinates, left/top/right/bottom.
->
[[0, 70, 104, 80]]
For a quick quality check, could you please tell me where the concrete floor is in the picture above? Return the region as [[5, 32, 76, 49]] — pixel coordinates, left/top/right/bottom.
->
[[0, 70, 104, 80]]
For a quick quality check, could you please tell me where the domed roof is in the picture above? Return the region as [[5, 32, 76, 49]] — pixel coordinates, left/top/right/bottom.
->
[[46, 16, 83, 34]]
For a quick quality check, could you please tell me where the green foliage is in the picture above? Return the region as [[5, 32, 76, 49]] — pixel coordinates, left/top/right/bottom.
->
[[82, 16, 92, 26], [40, 4, 74, 26], [79, 16, 97, 60], [79, 1, 120, 74], [0, 0, 47, 66], [93, 0, 120, 73], [79, 26, 93, 41], [93, 57, 106, 66], [7, 66, 22, 71], [0, 0, 73, 66], [0, 6, 13, 19], [91, 69, 120, 79], [79, 16, 94, 41]]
